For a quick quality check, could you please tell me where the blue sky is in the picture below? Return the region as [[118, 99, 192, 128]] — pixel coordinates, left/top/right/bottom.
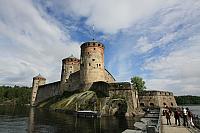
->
[[0, 0, 200, 96]]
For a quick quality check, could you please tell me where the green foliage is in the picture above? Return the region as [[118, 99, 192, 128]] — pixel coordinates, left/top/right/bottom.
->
[[0, 85, 31, 105], [175, 95, 200, 105], [131, 76, 146, 92]]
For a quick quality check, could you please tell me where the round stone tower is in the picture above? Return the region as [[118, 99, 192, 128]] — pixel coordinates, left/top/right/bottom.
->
[[60, 55, 80, 83], [31, 74, 46, 106], [80, 41, 105, 85]]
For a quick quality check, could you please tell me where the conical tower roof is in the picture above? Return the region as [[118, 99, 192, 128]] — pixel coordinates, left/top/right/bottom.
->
[[33, 74, 46, 80], [62, 54, 79, 62]]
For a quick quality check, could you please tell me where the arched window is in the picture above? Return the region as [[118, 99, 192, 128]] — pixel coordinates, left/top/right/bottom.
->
[[150, 103, 154, 107], [171, 103, 173, 106], [140, 103, 145, 107]]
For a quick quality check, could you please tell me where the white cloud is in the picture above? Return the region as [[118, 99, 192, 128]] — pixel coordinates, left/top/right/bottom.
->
[[134, 36, 153, 53], [48, 0, 178, 34], [1, 0, 200, 97], [144, 35, 200, 95], [0, 0, 80, 86]]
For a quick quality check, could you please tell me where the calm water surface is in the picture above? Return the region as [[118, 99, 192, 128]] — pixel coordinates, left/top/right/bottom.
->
[[182, 105, 200, 116], [0, 106, 139, 133]]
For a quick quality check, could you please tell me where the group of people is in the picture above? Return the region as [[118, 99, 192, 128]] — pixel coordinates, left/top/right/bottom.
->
[[163, 106, 195, 128]]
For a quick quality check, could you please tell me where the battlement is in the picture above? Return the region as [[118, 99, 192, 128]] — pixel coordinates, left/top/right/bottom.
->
[[109, 82, 132, 90], [81, 41, 104, 50], [140, 90, 174, 96], [62, 57, 80, 64]]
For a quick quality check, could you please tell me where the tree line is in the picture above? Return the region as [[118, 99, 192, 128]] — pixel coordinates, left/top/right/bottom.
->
[[175, 95, 200, 105], [0, 85, 31, 105]]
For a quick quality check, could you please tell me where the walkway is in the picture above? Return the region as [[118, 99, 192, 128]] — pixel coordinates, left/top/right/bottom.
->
[[161, 113, 200, 133]]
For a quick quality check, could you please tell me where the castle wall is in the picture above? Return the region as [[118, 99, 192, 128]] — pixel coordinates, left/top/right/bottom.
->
[[104, 69, 115, 83], [64, 71, 81, 92], [108, 83, 139, 115], [139, 91, 177, 108], [35, 81, 60, 105], [80, 42, 105, 84], [90, 82, 140, 116]]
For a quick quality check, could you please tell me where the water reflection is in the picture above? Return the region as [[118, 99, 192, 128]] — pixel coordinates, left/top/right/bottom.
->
[[28, 108, 139, 133], [0, 106, 139, 133]]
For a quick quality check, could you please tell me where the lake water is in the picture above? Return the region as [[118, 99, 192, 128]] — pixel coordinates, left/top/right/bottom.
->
[[182, 105, 200, 116], [0, 106, 139, 133]]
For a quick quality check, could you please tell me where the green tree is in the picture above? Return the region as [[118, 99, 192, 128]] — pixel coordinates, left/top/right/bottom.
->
[[131, 76, 146, 92]]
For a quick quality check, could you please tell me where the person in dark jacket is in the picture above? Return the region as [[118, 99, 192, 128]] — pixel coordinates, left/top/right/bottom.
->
[[165, 109, 171, 125], [174, 108, 180, 126]]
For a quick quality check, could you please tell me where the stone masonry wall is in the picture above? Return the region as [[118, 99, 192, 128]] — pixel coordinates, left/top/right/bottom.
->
[[104, 69, 115, 83], [139, 91, 177, 108], [80, 42, 105, 84], [35, 81, 61, 105], [64, 71, 81, 92]]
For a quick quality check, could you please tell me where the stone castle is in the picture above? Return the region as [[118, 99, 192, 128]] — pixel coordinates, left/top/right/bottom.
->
[[31, 40, 177, 115]]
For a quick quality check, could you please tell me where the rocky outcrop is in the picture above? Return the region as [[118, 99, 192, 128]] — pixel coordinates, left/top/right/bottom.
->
[[38, 90, 144, 117]]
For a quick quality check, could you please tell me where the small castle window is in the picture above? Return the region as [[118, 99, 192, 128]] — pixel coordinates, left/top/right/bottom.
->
[[150, 103, 154, 107], [89, 63, 91, 66], [70, 66, 72, 68], [98, 44, 100, 46], [94, 48, 96, 50], [70, 71, 72, 73], [88, 52, 90, 55], [99, 64, 101, 66], [97, 64, 98, 67], [93, 43, 95, 46], [140, 103, 144, 107], [92, 59, 95, 61]]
